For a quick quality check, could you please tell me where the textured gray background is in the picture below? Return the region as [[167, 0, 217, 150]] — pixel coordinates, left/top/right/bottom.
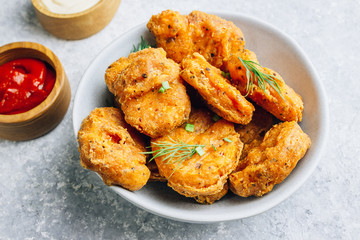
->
[[0, 0, 359, 239]]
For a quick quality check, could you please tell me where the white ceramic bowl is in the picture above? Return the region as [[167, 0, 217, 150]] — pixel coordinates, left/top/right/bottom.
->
[[73, 12, 328, 223]]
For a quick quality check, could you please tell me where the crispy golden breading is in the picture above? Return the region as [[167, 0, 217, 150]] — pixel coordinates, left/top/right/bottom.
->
[[235, 106, 274, 163], [147, 10, 245, 70], [181, 53, 254, 125], [77, 107, 150, 191], [105, 60, 124, 95], [105, 48, 191, 138], [229, 121, 311, 197], [194, 183, 229, 204], [148, 108, 213, 183], [124, 121, 164, 182], [152, 108, 243, 198], [147, 10, 192, 64], [227, 49, 304, 122], [146, 160, 166, 182]]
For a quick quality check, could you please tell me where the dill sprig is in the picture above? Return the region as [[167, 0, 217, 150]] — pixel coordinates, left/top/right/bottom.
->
[[238, 57, 284, 100], [141, 137, 206, 177], [221, 71, 231, 79], [131, 36, 151, 53]]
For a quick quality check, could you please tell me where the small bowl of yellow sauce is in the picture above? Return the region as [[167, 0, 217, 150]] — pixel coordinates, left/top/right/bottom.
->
[[31, 0, 121, 40]]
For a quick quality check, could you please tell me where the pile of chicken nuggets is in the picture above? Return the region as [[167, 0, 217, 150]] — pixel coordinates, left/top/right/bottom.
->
[[77, 10, 311, 204]]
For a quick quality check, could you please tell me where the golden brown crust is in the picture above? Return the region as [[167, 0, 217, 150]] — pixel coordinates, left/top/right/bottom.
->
[[105, 48, 191, 138], [146, 160, 167, 182], [235, 106, 274, 163], [194, 183, 229, 204], [227, 49, 304, 122], [229, 121, 311, 197], [181, 53, 254, 124], [152, 108, 243, 197], [147, 10, 192, 64], [147, 10, 245, 70], [105, 58, 128, 95], [77, 107, 150, 191]]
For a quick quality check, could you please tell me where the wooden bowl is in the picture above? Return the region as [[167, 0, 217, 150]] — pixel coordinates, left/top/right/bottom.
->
[[0, 42, 71, 141], [31, 0, 121, 40]]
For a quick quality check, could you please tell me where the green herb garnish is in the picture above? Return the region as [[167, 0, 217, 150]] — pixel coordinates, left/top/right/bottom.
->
[[158, 81, 171, 93], [211, 144, 217, 151], [158, 87, 165, 93], [195, 146, 205, 156], [223, 137, 233, 143], [212, 114, 221, 122], [142, 137, 206, 177], [131, 36, 151, 53], [238, 57, 284, 100], [185, 123, 195, 132], [221, 71, 231, 79]]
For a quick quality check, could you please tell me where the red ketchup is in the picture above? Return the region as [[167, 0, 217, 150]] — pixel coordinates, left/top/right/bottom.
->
[[0, 58, 56, 114]]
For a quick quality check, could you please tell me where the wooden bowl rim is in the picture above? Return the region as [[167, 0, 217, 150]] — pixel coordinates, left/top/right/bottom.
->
[[31, 0, 110, 19], [0, 41, 66, 123]]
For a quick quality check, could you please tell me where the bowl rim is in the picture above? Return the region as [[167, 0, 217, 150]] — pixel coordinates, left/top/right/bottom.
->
[[72, 11, 329, 223], [0, 41, 64, 123], [31, 0, 108, 18]]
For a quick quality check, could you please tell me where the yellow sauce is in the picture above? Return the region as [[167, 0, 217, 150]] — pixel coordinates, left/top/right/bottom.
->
[[39, 0, 101, 14]]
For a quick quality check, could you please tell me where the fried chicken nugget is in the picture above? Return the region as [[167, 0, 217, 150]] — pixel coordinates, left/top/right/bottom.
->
[[227, 49, 304, 122], [78, 107, 150, 191], [194, 183, 229, 204], [235, 105, 274, 163], [181, 52, 254, 125], [146, 160, 166, 182], [152, 108, 243, 199], [105, 48, 191, 138], [147, 10, 245, 70], [229, 121, 311, 197]]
